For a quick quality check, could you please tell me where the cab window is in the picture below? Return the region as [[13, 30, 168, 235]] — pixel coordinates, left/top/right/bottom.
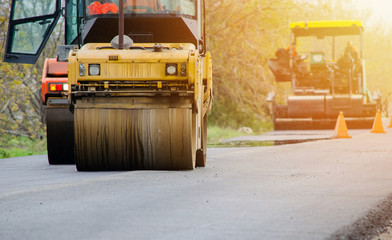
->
[[66, 0, 83, 44], [12, 0, 56, 20]]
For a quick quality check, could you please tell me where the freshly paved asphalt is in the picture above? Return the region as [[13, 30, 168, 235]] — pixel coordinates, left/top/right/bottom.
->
[[1, 128, 392, 240]]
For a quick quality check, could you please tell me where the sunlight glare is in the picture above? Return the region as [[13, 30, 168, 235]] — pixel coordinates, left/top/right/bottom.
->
[[355, 0, 392, 24]]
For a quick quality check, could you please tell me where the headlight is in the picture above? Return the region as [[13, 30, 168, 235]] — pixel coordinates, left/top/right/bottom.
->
[[166, 63, 177, 76], [89, 64, 101, 76], [79, 64, 86, 76]]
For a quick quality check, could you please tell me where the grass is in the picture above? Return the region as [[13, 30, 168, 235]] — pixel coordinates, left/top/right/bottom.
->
[[207, 119, 273, 147], [207, 126, 248, 144], [0, 135, 47, 159], [207, 125, 272, 147]]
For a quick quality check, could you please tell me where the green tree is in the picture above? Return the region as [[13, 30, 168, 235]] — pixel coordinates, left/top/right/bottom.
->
[[206, 0, 296, 131]]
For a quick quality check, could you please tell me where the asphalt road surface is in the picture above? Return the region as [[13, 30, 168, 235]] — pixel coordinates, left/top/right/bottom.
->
[[1, 128, 392, 240]]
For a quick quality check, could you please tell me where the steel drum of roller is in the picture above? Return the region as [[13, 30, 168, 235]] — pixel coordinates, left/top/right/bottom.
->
[[74, 97, 196, 171]]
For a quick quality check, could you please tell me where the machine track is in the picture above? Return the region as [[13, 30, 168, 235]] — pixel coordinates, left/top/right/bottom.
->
[[74, 97, 195, 171]]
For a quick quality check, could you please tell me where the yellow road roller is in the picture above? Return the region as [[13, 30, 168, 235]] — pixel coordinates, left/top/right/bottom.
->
[[269, 20, 376, 130], [4, 0, 212, 170]]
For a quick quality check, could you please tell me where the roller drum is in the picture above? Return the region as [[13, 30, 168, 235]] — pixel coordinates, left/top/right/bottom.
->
[[74, 99, 195, 171]]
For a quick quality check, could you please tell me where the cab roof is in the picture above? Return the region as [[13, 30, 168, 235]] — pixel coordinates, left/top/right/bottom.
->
[[290, 20, 363, 37]]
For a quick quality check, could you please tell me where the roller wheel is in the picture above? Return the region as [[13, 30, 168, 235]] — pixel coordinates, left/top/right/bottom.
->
[[46, 106, 75, 164], [196, 115, 207, 167], [74, 100, 195, 171]]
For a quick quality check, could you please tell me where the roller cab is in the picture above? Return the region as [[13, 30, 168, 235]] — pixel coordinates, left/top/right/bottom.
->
[[269, 20, 376, 130]]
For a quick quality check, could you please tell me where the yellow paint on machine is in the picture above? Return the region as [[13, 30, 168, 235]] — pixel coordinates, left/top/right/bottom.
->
[[68, 43, 194, 83], [67, 42, 213, 170], [290, 20, 363, 29]]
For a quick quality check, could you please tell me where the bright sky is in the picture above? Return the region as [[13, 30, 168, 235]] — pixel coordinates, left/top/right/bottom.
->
[[355, 0, 392, 24]]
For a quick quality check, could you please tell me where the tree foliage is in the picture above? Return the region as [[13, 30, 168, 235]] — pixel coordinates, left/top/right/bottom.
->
[[206, 0, 296, 130]]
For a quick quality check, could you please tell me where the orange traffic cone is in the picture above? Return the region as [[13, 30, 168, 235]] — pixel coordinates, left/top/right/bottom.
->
[[371, 109, 386, 133], [388, 115, 392, 128], [334, 112, 352, 138]]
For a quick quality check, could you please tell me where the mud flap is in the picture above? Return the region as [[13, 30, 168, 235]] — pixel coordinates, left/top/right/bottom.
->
[[196, 115, 207, 167]]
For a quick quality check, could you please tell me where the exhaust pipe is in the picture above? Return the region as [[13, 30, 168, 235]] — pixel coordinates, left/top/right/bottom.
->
[[111, 0, 133, 49], [119, 0, 124, 49]]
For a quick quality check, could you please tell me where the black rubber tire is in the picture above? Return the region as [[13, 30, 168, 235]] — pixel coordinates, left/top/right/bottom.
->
[[46, 106, 75, 164]]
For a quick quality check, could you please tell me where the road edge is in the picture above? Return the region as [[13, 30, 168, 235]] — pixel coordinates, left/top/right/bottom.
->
[[328, 193, 392, 240]]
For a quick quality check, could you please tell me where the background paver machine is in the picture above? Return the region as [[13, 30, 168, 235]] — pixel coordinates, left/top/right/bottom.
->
[[4, 0, 212, 170], [269, 20, 376, 130]]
